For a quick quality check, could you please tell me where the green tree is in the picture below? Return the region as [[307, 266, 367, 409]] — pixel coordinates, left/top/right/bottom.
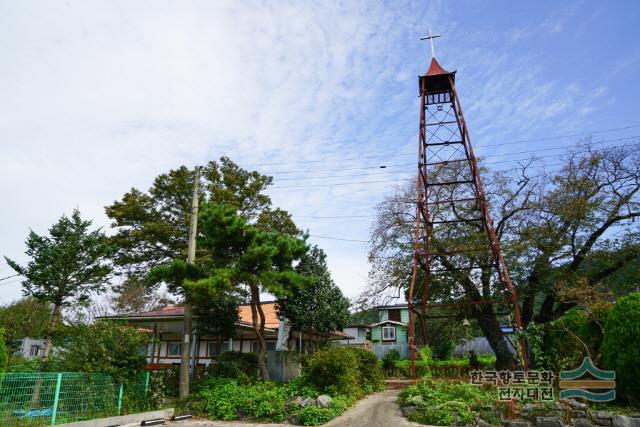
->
[[0, 297, 51, 344], [149, 204, 309, 379], [601, 292, 640, 405], [363, 144, 640, 369], [105, 157, 297, 281], [4, 210, 113, 360], [191, 286, 242, 342], [277, 245, 351, 342], [59, 321, 149, 384], [0, 328, 8, 373]]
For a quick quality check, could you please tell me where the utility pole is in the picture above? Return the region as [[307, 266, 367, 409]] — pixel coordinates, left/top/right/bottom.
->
[[179, 166, 200, 399]]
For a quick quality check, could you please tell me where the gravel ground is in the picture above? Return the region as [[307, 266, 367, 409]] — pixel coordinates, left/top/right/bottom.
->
[[163, 388, 421, 427]]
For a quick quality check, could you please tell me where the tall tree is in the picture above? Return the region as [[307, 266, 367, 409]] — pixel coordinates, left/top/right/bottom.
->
[[4, 210, 113, 360], [105, 157, 289, 280], [109, 277, 168, 314], [362, 143, 640, 369], [0, 297, 51, 344], [149, 203, 309, 379], [277, 245, 351, 343]]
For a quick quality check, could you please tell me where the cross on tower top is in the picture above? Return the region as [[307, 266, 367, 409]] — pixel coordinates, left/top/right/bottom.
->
[[420, 28, 441, 58]]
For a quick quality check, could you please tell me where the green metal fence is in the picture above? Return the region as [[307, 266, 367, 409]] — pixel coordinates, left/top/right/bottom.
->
[[0, 372, 152, 426]]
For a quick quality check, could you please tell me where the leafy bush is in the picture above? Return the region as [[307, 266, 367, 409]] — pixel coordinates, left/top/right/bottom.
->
[[297, 395, 353, 426], [393, 354, 495, 378], [303, 346, 361, 397], [351, 347, 385, 394], [57, 321, 149, 383], [542, 309, 604, 372], [0, 328, 7, 373], [6, 356, 40, 372], [303, 346, 384, 398], [602, 292, 640, 405], [199, 378, 288, 421], [203, 351, 258, 384], [399, 379, 496, 425], [382, 349, 400, 372], [411, 401, 477, 426]]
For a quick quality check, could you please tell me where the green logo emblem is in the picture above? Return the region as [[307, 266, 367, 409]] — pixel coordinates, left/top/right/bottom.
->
[[559, 357, 615, 402]]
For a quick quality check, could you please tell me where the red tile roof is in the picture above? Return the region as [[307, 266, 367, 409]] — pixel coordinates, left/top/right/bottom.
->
[[116, 302, 280, 328]]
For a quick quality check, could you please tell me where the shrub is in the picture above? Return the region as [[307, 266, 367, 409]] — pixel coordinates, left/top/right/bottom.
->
[[0, 328, 7, 373], [57, 321, 149, 383], [199, 378, 288, 421], [297, 395, 353, 426], [6, 356, 40, 372], [203, 351, 258, 384], [350, 347, 384, 393], [399, 379, 496, 426], [542, 309, 604, 372], [303, 346, 384, 398], [601, 292, 640, 405], [304, 346, 361, 397], [382, 349, 401, 373]]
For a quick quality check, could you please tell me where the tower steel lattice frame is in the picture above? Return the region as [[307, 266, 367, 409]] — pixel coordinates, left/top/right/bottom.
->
[[407, 57, 528, 377]]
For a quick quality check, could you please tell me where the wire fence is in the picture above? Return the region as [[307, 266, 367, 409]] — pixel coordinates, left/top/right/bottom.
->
[[0, 371, 153, 426]]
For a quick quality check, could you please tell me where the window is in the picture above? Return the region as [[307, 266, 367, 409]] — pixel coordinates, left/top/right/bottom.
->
[[29, 345, 41, 357], [251, 341, 276, 353], [382, 326, 396, 341], [167, 342, 182, 357], [208, 342, 222, 357], [388, 309, 401, 322]]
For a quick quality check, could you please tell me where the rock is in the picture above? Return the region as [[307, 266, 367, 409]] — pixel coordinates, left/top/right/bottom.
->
[[592, 412, 614, 426], [574, 419, 593, 427], [592, 412, 614, 421], [408, 395, 425, 406], [613, 416, 631, 427], [561, 400, 588, 411], [613, 416, 640, 427], [286, 396, 303, 408], [300, 397, 315, 408], [236, 407, 247, 420], [288, 415, 300, 425], [572, 411, 588, 419], [402, 406, 418, 418], [630, 415, 640, 420], [536, 417, 565, 427], [522, 404, 535, 413], [317, 395, 333, 408], [504, 420, 532, 427]]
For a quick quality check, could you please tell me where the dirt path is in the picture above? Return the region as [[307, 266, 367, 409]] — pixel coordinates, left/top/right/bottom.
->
[[323, 389, 421, 427], [170, 388, 421, 427]]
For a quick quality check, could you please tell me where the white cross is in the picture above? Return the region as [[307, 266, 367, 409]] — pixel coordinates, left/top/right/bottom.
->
[[420, 27, 441, 58]]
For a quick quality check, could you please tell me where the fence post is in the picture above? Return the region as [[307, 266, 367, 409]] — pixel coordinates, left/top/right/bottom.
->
[[117, 383, 124, 415], [50, 373, 63, 426], [144, 371, 150, 397]]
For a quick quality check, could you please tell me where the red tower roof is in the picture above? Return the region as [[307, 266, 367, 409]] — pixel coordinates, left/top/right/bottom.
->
[[426, 57, 450, 76]]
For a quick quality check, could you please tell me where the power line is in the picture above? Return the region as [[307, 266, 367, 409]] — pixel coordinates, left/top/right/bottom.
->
[[266, 135, 639, 176], [248, 124, 640, 168], [0, 273, 20, 282], [309, 234, 370, 243], [270, 137, 638, 188]]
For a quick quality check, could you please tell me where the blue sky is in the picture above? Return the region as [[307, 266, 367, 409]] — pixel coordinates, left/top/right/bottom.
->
[[1, 0, 639, 304]]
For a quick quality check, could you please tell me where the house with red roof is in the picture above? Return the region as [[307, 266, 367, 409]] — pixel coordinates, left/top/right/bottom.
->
[[101, 301, 351, 372]]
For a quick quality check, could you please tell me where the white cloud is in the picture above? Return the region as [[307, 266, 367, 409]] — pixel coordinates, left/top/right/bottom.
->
[[0, 0, 615, 305]]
